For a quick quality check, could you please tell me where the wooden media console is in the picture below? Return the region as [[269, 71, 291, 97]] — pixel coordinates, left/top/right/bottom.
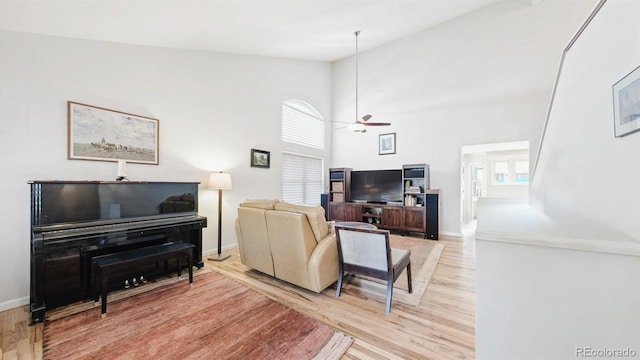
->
[[327, 165, 439, 239]]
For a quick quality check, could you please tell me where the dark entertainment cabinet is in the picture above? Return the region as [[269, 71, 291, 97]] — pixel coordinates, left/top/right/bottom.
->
[[327, 165, 439, 240]]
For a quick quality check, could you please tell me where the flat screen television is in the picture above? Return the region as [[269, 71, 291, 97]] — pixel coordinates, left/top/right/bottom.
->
[[350, 170, 403, 204]]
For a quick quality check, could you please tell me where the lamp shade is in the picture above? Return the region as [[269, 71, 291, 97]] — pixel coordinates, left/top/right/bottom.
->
[[208, 172, 232, 190]]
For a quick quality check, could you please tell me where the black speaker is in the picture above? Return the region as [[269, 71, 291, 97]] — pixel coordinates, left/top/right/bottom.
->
[[425, 192, 439, 240], [320, 193, 329, 220]]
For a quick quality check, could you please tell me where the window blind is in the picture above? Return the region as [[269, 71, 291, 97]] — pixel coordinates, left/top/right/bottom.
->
[[282, 101, 324, 149], [282, 153, 323, 206]]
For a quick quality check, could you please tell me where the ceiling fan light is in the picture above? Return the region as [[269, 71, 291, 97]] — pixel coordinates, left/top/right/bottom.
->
[[352, 123, 366, 132]]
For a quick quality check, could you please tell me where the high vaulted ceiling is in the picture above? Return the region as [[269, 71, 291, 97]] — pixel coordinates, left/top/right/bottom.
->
[[0, 0, 504, 62]]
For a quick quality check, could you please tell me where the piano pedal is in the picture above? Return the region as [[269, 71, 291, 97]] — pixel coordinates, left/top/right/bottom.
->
[[124, 280, 130, 289], [139, 276, 148, 284], [132, 278, 139, 287]]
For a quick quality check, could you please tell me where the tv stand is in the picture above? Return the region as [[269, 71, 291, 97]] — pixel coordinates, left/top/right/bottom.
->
[[327, 164, 439, 239], [360, 203, 403, 228]]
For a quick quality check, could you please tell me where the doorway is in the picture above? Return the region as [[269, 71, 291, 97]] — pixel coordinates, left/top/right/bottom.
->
[[460, 140, 530, 226]]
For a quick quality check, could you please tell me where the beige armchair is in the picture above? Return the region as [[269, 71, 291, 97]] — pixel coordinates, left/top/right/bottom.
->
[[235, 200, 339, 293]]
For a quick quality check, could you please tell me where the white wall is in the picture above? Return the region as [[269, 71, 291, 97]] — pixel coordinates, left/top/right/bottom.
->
[[0, 31, 331, 309], [476, 235, 640, 360], [476, 1, 640, 358], [331, 0, 598, 235], [530, 0, 640, 242]]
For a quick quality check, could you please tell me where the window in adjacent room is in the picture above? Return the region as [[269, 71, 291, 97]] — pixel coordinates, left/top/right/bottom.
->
[[514, 160, 530, 183], [281, 100, 325, 205], [491, 159, 529, 185], [461, 141, 529, 225], [493, 160, 510, 184]]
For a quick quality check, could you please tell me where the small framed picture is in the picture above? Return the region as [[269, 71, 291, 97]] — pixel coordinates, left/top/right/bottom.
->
[[251, 149, 270, 168], [379, 133, 396, 155], [613, 65, 640, 138]]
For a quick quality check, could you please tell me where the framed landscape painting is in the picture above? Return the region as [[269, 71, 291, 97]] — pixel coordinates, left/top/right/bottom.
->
[[68, 101, 159, 164], [251, 148, 270, 168], [613, 65, 640, 138]]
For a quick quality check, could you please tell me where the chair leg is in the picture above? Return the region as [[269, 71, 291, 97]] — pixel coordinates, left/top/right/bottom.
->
[[385, 278, 394, 314], [335, 271, 344, 298], [407, 262, 413, 294]]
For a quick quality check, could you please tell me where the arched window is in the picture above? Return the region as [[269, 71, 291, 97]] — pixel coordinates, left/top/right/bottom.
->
[[282, 100, 324, 149], [281, 100, 325, 205]]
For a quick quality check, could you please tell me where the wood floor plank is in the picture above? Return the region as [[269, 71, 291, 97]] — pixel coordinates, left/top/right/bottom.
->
[[209, 235, 476, 359], [0, 235, 476, 359]]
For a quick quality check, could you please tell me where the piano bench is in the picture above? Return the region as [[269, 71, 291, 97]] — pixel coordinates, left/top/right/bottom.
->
[[93, 241, 195, 318]]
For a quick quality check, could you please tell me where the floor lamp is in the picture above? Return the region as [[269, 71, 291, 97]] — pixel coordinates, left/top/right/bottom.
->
[[208, 172, 232, 261]]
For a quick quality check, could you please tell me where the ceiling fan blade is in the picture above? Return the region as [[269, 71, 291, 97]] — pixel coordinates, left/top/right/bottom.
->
[[332, 120, 357, 125], [357, 119, 390, 126], [359, 114, 390, 126], [335, 122, 368, 132]]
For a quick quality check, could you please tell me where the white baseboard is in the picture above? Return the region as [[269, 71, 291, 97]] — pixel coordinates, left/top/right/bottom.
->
[[0, 296, 29, 312], [441, 231, 462, 238], [202, 244, 238, 257]]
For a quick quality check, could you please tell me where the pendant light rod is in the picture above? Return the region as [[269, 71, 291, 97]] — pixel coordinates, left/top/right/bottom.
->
[[354, 30, 360, 123]]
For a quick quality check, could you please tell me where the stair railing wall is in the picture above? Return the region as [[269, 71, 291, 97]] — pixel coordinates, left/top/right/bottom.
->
[[530, 0, 607, 184]]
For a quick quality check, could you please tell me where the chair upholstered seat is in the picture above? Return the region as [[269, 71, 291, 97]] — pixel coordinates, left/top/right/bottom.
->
[[334, 225, 412, 313]]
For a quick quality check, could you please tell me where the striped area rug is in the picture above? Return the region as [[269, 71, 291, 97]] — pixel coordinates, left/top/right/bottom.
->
[[43, 271, 352, 359]]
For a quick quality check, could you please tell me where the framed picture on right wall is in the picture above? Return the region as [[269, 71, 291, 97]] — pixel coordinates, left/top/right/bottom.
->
[[613, 65, 640, 138], [379, 133, 396, 155]]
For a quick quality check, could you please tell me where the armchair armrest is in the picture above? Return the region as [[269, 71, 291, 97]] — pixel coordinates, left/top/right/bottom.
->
[[307, 233, 339, 292]]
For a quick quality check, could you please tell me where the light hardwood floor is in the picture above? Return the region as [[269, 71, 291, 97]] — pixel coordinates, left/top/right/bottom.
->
[[0, 235, 475, 360]]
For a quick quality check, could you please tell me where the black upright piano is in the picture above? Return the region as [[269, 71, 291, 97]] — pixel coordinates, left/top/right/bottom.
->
[[29, 181, 207, 323]]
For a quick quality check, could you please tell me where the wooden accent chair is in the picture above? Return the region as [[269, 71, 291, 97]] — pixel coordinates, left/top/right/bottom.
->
[[334, 225, 412, 313]]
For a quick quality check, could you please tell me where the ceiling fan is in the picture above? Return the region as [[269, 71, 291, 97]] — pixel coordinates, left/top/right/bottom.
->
[[335, 30, 391, 133]]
